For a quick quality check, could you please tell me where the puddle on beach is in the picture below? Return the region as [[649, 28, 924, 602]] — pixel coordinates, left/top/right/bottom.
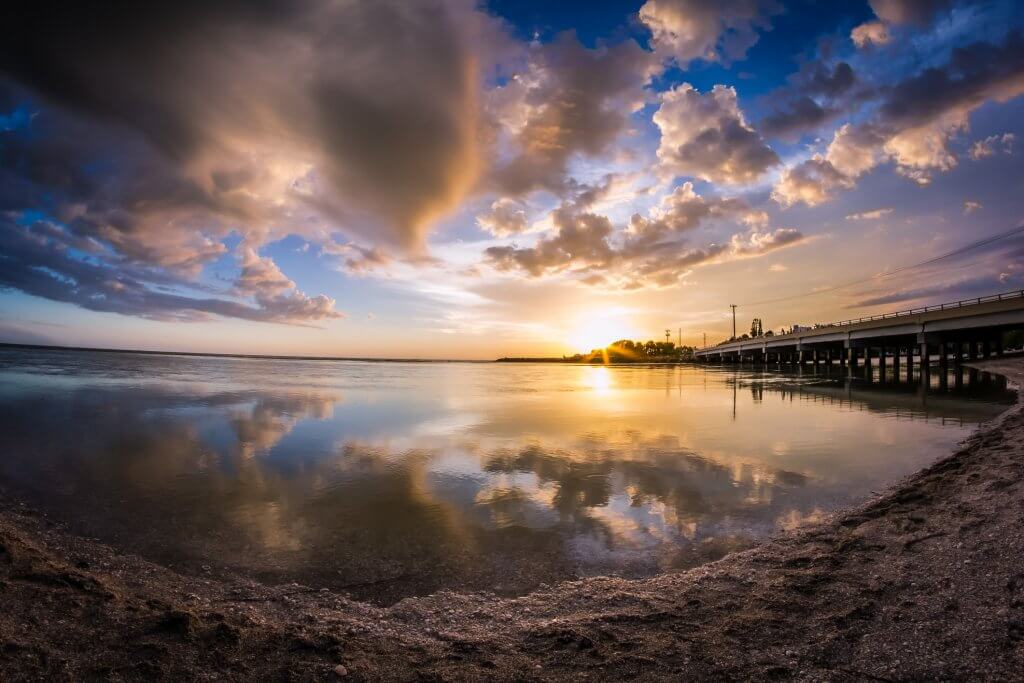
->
[[0, 347, 1015, 604]]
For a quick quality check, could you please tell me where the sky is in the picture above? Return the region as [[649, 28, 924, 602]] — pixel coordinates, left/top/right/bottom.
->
[[1, 0, 1023, 359]]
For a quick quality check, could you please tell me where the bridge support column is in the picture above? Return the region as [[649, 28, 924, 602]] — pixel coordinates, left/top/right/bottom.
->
[[848, 347, 858, 369], [967, 341, 977, 360], [982, 340, 991, 359], [995, 335, 1004, 357], [893, 348, 900, 377], [864, 346, 875, 371], [939, 341, 949, 370]]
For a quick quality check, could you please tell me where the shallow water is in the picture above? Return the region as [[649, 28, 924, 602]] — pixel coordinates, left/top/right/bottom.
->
[[0, 347, 1014, 603]]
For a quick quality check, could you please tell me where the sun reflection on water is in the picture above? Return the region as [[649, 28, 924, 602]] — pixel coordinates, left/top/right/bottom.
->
[[582, 365, 614, 395]]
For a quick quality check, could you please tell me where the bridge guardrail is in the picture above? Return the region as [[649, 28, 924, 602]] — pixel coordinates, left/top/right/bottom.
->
[[700, 288, 1024, 351]]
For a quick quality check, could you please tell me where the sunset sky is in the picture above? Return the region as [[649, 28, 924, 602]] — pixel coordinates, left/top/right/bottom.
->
[[2, 0, 1023, 359]]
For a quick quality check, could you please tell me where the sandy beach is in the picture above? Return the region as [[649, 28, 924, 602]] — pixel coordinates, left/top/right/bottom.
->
[[1, 357, 1022, 681]]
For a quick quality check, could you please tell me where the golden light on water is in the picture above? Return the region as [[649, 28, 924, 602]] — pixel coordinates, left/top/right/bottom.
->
[[582, 365, 614, 394]]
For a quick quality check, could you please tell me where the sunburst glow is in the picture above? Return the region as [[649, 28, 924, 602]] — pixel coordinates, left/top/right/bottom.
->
[[568, 309, 640, 352]]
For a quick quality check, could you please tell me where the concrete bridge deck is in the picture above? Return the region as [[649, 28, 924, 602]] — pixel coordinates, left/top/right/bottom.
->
[[695, 289, 1024, 368]]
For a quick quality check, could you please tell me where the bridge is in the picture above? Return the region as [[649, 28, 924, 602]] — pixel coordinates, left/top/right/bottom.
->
[[694, 289, 1024, 369]]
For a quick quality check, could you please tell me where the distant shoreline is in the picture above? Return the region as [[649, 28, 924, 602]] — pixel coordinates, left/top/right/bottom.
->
[[0, 342, 699, 366]]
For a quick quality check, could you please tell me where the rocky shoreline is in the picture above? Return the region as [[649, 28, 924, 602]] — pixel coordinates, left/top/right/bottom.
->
[[2, 358, 1023, 681]]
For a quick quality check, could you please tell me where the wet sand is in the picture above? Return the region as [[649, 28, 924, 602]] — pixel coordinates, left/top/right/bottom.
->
[[1, 357, 1023, 681]]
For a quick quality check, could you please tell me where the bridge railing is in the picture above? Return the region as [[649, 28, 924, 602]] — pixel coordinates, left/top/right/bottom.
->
[[700, 288, 1024, 351]]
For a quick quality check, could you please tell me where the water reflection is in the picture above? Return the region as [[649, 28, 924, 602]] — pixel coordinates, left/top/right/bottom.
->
[[0, 348, 1014, 604]]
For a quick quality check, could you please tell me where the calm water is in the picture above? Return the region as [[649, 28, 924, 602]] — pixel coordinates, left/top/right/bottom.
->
[[0, 347, 1014, 603]]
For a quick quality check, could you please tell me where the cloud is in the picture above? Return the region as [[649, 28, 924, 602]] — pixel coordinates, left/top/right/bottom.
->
[[233, 245, 341, 321], [772, 122, 885, 204], [487, 33, 657, 197], [485, 181, 806, 288], [0, 219, 341, 324], [773, 31, 1024, 205], [639, 0, 781, 65], [874, 31, 1024, 180], [476, 198, 529, 237], [963, 200, 982, 213], [969, 133, 1016, 159], [626, 181, 752, 238], [846, 207, 894, 221], [772, 157, 852, 207], [2, 1, 511, 252], [851, 0, 954, 49], [0, 0, 523, 322], [760, 61, 860, 138], [868, 0, 954, 26], [654, 84, 779, 184], [761, 97, 831, 139], [319, 242, 392, 275], [728, 227, 805, 256], [851, 21, 891, 48]]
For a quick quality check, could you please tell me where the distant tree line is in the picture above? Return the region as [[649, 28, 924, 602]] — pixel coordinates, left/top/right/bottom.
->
[[570, 339, 696, 363], [497, 339, 698, 363]]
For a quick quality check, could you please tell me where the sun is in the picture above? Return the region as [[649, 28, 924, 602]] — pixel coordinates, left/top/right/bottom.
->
[[567, 309, 640, 352]]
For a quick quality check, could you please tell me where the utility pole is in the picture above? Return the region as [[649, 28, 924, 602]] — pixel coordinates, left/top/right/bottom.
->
[[703, 332, 707, 349], [730, 304, 737, 339], [665, 329, 671, 344]]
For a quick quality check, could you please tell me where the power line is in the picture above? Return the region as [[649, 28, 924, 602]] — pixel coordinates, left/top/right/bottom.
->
[[737, 223, 1024, 308]]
